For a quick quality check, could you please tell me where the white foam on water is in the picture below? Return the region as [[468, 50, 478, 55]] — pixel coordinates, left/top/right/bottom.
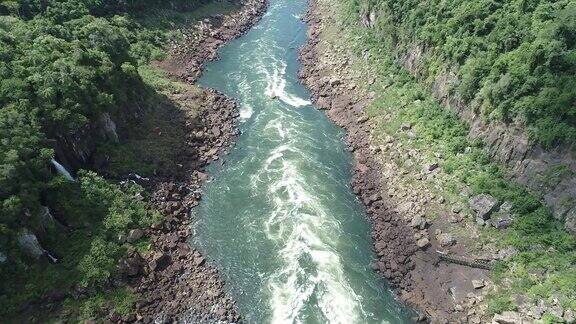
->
[[239, 104, 254, 121], [51, 158, 75, 181], [264, 62, 311, 108], [253, 138, 364, 323]]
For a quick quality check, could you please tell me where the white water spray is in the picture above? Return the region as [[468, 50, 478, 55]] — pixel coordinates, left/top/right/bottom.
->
[[51, 158, 75, 181], [265, 62, 311, 108]]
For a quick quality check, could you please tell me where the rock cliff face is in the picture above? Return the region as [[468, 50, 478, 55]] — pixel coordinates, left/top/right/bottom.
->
[[356, 7, 576, 234], [397, 44, 576, 235], [53, 102, 145, 175]]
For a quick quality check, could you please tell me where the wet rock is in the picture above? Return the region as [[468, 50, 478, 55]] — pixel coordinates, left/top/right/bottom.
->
[[469, 194, 500, 221]]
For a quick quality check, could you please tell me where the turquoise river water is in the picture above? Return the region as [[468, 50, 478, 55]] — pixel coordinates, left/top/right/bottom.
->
[[195, 0, 413, 322]]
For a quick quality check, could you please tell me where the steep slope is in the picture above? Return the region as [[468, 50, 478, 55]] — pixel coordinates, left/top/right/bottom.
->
[[356, 0, 576, 235]]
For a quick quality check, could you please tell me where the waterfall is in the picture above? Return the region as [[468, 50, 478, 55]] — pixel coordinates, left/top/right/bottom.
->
[[51, 158, 75, 181]]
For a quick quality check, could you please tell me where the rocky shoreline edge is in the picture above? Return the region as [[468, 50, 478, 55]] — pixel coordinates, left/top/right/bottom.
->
[[298, 1, 476, 322], [117, 1, 268, 323]]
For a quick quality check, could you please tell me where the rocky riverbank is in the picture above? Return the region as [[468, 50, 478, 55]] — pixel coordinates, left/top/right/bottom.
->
[[299, 1, 493, 322], [117, 0, 268, 322]]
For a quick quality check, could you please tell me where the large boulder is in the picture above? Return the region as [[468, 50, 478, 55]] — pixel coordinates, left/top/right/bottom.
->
[[18, 229, 45, 260], [149, 251, 171, 271], [416, 237, 430, 249], [493, 311, 524, 324], [490, 201, 515, 229], [127, 229, 144, 243], [410, 215, 428, 229], [469, 194, 500, 221], [438, 233, 456, 247]]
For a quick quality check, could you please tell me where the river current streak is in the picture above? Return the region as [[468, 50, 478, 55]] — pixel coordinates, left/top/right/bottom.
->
[[195, 0, 412, 323]]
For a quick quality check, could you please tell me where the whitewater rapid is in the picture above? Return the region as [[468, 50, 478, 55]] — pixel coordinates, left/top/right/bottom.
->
[[195, 0, 412, 323]]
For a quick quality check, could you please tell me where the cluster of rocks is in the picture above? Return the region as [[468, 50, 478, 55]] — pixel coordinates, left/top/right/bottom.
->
[[511, 298, 576, 323], [158, 0, 268, 84], [125, 91, 240, 323], [469, 194, 515, 229], [128, 184, 237, 323], [300, 2, 435, 322], [109, 1, 269, 323]]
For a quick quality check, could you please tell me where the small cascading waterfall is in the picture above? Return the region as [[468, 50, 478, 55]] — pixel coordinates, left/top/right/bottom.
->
[[50, 158, 75, 182]]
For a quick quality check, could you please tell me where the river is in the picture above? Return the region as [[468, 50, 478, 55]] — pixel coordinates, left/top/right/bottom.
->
[[195, 0, 413, 322]]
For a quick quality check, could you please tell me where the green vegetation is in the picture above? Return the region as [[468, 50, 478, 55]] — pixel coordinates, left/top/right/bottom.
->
[[486, 293, 517, 315], [332, 0, 576, 315], [0, 170, 159, 319], [354, 0, 576, 146], [0, 0, 226, 320]]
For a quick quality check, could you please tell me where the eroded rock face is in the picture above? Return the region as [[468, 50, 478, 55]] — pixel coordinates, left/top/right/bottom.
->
[[399, 43, 576, 237], [564, 208, 576, 236], [98, 112, 119, 143]]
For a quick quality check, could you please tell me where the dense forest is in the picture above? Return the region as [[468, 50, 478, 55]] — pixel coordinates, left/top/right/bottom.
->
[[0, 0, 205, 319], [361, 0, 576, 146]]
